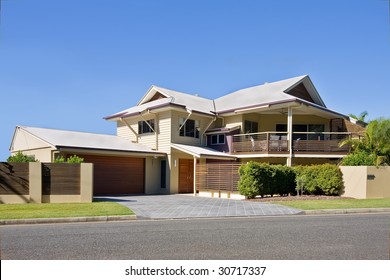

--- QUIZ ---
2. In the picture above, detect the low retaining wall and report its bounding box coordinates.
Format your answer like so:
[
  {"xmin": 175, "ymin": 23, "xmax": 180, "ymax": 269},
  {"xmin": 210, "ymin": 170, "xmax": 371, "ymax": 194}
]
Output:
[
  {"xmin": 0, "ymin": 162, "xmax": 93, "ymax": 204},
  {"xmin": 340, "ymin": 166, "xmax": 390, "ymax": 199}
]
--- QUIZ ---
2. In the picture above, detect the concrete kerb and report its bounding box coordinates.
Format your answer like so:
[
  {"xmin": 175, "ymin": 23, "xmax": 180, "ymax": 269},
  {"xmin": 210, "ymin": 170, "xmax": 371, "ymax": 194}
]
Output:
[
  {"xmin": 1, "ymin": 208, "xmax": 390, "ymax": 225},
  {"xmin": 0, "ymin": 215, "xmax": 137, "ymax": 225},
  {"xmin": 303, "ymin": 208, "xmax": 390, "ymax": 215}
]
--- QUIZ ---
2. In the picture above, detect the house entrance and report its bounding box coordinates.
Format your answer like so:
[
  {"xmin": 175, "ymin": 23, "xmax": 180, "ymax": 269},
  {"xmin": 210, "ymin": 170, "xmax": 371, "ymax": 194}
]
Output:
[{"xmin": 178, "ymin": 159, "xmax": 194, "ymax": 193}]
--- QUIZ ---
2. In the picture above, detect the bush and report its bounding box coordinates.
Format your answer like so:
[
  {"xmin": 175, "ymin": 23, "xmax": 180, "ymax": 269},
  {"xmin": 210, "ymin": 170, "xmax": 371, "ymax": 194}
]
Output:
[
  {"xmin": 340, "ymin": 150, "xmax": 376, "ymax": 166},
  {"xmin": 7, "ymin": 151, "xmax": 38, "ymax": 162},
  {"xmin": 238, "ymin": 162, "xmax": 296, "ymax": 198},
  {"xmin": 238, "ymin": 162, "xmax": 261, "ymax": 199},
  {"xmin": 294, "ymin": 164, "xmax": 343, "ymax": 196},
  {"xmin": 274, "ymin": 165, "xmax": 296, "ymax": 196},
  {"xmin": 54, "ymin": 155, "xmax": 84, "ymax": 163}
]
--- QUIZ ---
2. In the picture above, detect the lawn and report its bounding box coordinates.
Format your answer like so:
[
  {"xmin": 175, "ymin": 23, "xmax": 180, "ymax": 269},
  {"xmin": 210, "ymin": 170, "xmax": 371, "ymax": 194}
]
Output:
[
  {"xmin": 271, "ymin": 198, "xmax": 390, "ymax": 210},
  {"xmin": 0, "ymin": 202, "xmax": 134, "ymax": 220}
]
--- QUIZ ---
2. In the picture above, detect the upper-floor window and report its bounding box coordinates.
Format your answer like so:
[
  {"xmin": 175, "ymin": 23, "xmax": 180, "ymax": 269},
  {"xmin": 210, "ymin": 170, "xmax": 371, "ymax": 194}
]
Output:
[
  {"xmin": 138, "ymin": 119, "xmax": 155, "ymax": 134},
  {"xmin": 211, "ymin": 134, "xmax": 225, "ymax": 145},
  {"xmin": 244, "ymin": 120, "xmax": 258, "ymax": 134},
  {"xmin": 179, "ymin": 118, "xmax": 199, "ymax": 138}
]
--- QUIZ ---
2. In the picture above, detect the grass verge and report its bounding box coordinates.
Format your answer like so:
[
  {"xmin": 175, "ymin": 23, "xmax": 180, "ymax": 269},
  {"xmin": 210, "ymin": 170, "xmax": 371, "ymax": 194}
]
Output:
[
  {"xmin": 0, "ymin": 202, "xmax": 134, "ymax": 220},
  {"xmin": 271, "ymin": 198, "xmax": 390, "ymax": 210}
]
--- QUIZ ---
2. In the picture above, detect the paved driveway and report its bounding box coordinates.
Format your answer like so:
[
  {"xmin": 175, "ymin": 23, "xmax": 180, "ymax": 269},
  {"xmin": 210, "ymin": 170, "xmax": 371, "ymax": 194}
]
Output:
[{"xmin": 96, "ymin": 195, "xmax": 302, "ymax": 219}]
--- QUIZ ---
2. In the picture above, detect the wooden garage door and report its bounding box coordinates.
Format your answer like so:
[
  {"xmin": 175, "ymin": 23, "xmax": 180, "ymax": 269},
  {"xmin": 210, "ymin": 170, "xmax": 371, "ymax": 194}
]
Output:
[{"xmin": 73, "ymin": 155, "xmax": 145, "ymax": 196}]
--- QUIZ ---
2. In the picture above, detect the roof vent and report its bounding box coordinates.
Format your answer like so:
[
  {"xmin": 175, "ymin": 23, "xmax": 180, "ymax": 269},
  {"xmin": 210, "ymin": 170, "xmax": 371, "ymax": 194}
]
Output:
[
  {"xmin": 194, "ymin": 94, "xmax": 199, "ymax": 97},
  {"xmin": 264, "ymin": 82, "xmax": 269, "ymax": 85}
]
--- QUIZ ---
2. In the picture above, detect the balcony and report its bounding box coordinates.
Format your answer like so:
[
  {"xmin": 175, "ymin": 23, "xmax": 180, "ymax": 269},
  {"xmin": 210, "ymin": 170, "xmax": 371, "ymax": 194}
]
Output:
[{"xmin": 232, "ymin": 132, "xmax": 355, "ymax": 155}]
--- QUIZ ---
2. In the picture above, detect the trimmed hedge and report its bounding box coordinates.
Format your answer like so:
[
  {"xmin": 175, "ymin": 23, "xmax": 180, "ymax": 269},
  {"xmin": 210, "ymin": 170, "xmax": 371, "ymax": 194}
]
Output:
[
  {"xmin": 238, "ymin": 162, "xmax": 296, "ymax": 198},
  {"xmin": 294, "ymin": 164, "xmax": 343, "ymax": 196},
  {"xmin": 238, "ymin": 162, "xmax": 343, "ymax": 198}
]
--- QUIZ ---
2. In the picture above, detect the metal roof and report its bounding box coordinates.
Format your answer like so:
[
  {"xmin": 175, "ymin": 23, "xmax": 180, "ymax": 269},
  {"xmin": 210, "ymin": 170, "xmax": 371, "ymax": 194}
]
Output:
[
  {"xmin": 15, "ymin": 126, "xmax": 163, "ymax": 155},
  {"xmin": 171, "ymin": 143, "xmax": 236, "ymax": 159}
]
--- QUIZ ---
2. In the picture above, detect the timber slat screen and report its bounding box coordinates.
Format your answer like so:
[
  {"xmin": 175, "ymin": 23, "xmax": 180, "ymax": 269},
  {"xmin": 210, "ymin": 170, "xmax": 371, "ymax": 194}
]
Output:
[
  {"xmin": 196, "ymin": 163, "xmax": 241, "ymax": 192},
  {"xmin": 42, "ymin": 163, "xmax": 81, "ymax": 195},
  {"xmin": 0, "ymin": 163, "xmax": 29, "ymax": 195}
]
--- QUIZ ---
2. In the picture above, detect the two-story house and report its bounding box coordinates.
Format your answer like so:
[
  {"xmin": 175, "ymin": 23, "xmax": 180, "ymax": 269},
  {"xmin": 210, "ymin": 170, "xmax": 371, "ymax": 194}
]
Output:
[{"xmin": 10, "ymin": 75, "xmax": 365, "ymax": 196}]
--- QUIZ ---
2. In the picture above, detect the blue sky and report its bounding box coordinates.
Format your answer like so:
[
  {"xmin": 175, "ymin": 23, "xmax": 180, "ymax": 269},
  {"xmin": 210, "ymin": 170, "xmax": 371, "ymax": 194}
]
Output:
[{"xmin": 0, "ymin": 0, "xmax": 389, "ymax": 161}]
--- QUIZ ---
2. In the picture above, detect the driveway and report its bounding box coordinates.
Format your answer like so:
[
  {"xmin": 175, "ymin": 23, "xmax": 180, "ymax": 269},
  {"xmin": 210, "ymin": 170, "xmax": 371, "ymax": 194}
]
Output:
[{"xmin": 96, "ymin": 195, "xmax": 302, "ymax": 219}]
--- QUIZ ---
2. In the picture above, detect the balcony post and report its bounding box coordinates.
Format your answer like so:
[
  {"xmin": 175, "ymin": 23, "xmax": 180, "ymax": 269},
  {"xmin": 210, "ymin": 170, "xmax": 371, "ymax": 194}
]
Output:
[{"xmin": 287, "ymin": 106, "xmax": 293, "ymax": 167}]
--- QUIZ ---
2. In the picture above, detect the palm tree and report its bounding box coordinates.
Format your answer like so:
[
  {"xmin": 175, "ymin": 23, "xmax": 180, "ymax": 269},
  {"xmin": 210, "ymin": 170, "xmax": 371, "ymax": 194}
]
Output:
[
  {"xmin": 348, "ymin": 111, "xmax": 368, "ymax": 122},
  {"xmin": 340, "ymin": 117, "xmax": 390, "ymax": 166}
]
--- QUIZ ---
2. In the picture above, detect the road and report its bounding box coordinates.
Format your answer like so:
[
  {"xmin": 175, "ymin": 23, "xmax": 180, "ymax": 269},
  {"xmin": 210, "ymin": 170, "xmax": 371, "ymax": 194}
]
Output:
[{"xmin": 1, "ymin": 213, "xmax": 389, "ymax": 260}]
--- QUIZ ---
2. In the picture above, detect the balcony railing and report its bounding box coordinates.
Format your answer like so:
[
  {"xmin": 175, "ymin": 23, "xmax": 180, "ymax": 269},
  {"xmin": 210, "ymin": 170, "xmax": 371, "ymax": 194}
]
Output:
[{"xmin": 232, "ymin": 132, "xmax": 354, "ymax": 155}]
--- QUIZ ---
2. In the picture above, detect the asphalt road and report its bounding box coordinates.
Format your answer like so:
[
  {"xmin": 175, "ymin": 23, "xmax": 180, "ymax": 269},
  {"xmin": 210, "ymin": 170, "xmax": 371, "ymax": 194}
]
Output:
[{"xmin": 1, "ymin": 213, "xmax": 389, "ymax": 260}]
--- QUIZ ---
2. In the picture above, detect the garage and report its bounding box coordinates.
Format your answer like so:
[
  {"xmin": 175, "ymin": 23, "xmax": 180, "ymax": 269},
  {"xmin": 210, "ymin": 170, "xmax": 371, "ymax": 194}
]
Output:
[{"xmin": 71, "ymin": 154, "xmax": 145, "ymax": 196}]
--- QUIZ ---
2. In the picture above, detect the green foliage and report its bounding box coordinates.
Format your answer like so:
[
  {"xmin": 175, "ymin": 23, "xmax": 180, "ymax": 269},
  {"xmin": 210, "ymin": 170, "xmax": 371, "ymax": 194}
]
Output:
[
  {"xmin": 238, "ymin": 162, "xmax": 261, "ymax": 199},
  {"xmin": 54, "ymin": 155, "xmax": 84, "ymax": 163},
  {"xmin": 7, "ymin": 151, "xmax": 38, "ymax": 163},
  {"xmin": 273, "ymin": 165, "xmax": 296, "ymax": 196},
  {"xmin": 340, "ymin": 150, "xmax": 376, "ymax": 166},
  {"xmin": 238, "ymin": 162, "xmax": 296, "ymax": 198},
  {"xmin": 66, "ymin": 155, "xmax": 84, "ymax": 163},
  {"xmin": 348, "ymin": 111, "xmax": 368, "ymax": 122},
  {"xmin": 294, "ymin": 164, "xmax": 343, "ymax": 196},
  {"xmin": 341, "ymin": 117, "xmax": 390, "ymax": 166}
]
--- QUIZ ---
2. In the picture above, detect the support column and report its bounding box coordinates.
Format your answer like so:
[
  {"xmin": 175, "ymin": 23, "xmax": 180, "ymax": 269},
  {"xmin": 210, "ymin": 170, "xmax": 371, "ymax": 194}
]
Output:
[
  {"xmin": 29, "ymin": 162, "xmax": 42, "ymax": 203},
  {"xmin": 193, "ymin": 156, "xmax": 197, "ymax": 196},
  {"xmin": 287, "ymin": 106, "xmax": 293, "ymax": 167}
]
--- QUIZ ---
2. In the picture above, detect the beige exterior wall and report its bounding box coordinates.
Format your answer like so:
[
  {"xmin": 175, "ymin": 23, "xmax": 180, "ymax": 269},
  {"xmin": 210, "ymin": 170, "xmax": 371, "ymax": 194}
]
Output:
[
  {"xmin": 14, "ymin": 147, "xmax": 55, "ymax": 163},
  {"xmin": 258, "ymin": 114, "xmax": 329, "ymax": 132},
  {"xmin": 117, "ymin": 121, "xmax": 136, "ymax": 142},
  {"xmin": 117, "ymin": 114, "xmax": 157, "ymax": 150},
  {"xmin": 239, "ymin": 157, "xmax": 287, "ymax": 165},
  {"xmin": 11, "ymin": 128, "xmax": 50, "ymax": 152},
  {"xmin": 171, "ymin": 110, "xmax": 214, "ymax": 146},
  {"xmin": 158, "ymin": 111, "xmax": 172, "ymax": 153},
  {"xmin": 340, "ymin": 166, "xmax": 390, "ymax": 199},
  {"xmin": 224, "ymin": 115, "xmax": 243, "ymax": 131},
  {"xmin": 144, "ymin": 157, "xmax": 170, "ymax": 195},
  {"xmin": 292, "ymin": 158, "xmax": 335, "ymax": 166},
  {"xmin": 222, "ymin": 113, "xmax": 330, "ymax": 134}
]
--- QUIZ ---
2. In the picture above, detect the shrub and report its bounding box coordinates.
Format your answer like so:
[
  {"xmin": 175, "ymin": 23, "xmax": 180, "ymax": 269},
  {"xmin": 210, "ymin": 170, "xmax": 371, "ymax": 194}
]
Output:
[
  {"xmin": 274, "ymin": 165, "xmax": 296, "ymax": 196},
  {"xmin": 294, "ymin": 164, "xmax": 343, "ymax": 196},
  {"xmin": 238, "ymin": 162, "xmax": 296, "ymax": 198},
  {"xmin": 238, "ymin": 162, "xmax": 261, "ymax": 199},
  {"xmin": 54, "ymin": 155, "xmax": 84, "ymax": 163},
  {"xmin": 7, "ymin": 151, "xmax": 38, "ymax": 162},
  {"xmin": 340, "ymin": 150, "xmax": 376, "ymax": 166}
]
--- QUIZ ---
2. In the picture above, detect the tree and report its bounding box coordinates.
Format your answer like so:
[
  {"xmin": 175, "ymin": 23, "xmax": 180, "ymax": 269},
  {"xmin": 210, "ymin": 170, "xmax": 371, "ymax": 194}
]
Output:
[
  {"xmin": 340, "ymin": 117, "xmax": 390, "ymax": 166},
  {"xmin": 348, "ymin": 111, "xmax": 368, "ymax": 122}
]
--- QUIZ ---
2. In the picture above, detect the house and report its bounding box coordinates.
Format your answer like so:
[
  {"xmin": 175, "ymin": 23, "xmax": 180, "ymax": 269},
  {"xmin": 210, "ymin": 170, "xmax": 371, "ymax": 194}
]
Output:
[{"xmin": 10, "ymin": 75, "xmax": 365, "ymax": 196}]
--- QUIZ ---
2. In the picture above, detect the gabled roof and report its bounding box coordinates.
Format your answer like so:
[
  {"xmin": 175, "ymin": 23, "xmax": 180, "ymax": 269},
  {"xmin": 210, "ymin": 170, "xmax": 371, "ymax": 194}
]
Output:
[
  {"xmin": 10, "ymin": 126, "xmax": 163, "ymax": 155},
  {"xmin": 214, "ymin": 75, "xmax": 325, "ymax": 114},
  {"xmin": 105, "ymin": 85, "xmax": 215, "ymax": 120},
  {"xmin": 105, "ymin": 75, "xmax": 347, "ymax": 121}
]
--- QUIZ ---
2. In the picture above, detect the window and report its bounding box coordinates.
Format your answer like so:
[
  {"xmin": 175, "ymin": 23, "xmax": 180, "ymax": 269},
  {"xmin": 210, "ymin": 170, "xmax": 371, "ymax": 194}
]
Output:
[
  {"xmin": 211, "ymin": 134, "xmax": 225, "ymax": 145},
  {"xmin": 179, "ymin": 118, "xmax": 200, "ymax": 138},
  {"xmin": 244, "ymin": 120, "xmax": 258, "ymax": 134},
  {"xmin": 276, "ymin": 124, "xmax": 325, "ymax": 140},
  {"xmin": 138, "ymin": 119, "xmax": 155, "ymax": 134}
]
